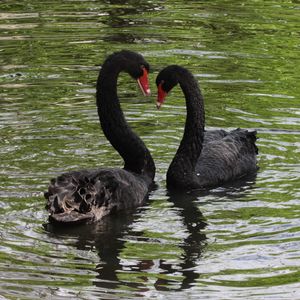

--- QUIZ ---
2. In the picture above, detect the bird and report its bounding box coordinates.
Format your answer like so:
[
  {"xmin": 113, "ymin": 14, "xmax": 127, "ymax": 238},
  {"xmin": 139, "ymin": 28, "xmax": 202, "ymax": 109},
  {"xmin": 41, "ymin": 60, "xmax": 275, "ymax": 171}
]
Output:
[
  {"xmin": 156, "ymin": 65, "xmax": 258, "ymax": 190},
  {"xmin": 45, "ymin": 50, "xmax": 155, "ymax": 224}
]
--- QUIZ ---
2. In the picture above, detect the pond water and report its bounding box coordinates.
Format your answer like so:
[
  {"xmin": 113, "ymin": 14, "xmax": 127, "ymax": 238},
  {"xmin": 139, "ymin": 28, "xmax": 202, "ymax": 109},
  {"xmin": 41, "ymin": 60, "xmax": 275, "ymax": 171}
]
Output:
[{"xmin": 1, "ymin": 0, "xmax": 299, "ymax": 299}]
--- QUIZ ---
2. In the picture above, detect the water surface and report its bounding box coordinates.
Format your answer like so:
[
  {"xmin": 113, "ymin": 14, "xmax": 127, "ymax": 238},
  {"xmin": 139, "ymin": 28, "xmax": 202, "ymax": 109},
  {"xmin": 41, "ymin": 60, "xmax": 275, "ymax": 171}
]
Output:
[{"xmin": 1, "ymin": 0, "xmax": 300, "ymax": 299}]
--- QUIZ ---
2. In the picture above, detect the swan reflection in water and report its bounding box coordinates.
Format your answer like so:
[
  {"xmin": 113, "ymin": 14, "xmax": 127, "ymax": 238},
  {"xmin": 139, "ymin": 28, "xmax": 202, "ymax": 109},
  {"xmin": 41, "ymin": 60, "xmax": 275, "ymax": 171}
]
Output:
[
  {"xmin": 44, "ymin": 174, "xmax": 256, "ymax": 294},
  {"xmin": 44, "ymin": 195, "xmax": 206, "ymax": 293}
]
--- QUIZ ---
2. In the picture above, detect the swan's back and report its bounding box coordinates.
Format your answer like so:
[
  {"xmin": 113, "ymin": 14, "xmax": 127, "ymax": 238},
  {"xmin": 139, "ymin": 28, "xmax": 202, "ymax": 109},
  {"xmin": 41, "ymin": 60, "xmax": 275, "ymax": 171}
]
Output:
[
  {"xmin": 45, "ymin": 169, "xmax": 148, "ymax": 224},
  {"xmin": 203, "ymin": 129, "xmax": 228, "ymax": 143},
  {"xmin": 196, "ymin": 129, "xmax": 258, "ymax": 187}
]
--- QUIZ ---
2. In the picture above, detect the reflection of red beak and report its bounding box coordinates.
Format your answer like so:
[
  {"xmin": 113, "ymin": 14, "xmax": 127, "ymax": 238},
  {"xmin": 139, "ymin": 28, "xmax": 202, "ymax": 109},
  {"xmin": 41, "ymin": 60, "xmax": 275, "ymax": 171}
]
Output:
[
  {"xmin": 156, "ymin": 82, "xmax": 167, "ymax": 109},
  {"xmin": 137, "ymin": 67, "xmax": 151, "ymax": 96}
]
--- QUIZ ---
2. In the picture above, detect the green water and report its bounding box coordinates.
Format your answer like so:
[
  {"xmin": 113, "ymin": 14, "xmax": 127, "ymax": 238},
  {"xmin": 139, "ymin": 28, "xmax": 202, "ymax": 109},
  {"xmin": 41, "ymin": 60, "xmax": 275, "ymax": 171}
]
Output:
[{"xmin": 1, "ymin": 0, "xmax": 299, "ymax": 299}]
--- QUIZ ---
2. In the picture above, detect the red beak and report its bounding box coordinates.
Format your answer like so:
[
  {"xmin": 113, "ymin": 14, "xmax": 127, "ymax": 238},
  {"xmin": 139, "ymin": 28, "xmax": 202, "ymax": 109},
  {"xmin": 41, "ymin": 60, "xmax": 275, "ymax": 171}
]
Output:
[
  {"xmin": 137, "ymin": 67, "xmax": 151, "ymax": 96},
  {"xmin": 156, "ymin": 82, "xmax": 167, "ymax": 109}
]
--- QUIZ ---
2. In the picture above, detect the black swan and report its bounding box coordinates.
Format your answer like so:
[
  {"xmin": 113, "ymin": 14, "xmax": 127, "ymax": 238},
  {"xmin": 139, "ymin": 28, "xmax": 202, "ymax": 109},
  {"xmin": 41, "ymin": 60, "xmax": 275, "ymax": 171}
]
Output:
[
  {"xmin": 156, "ymin": 65, "xmax": 258, "ymax": 190},
  {"xmin": 45, "ymin": 50, "xmax": 155, "ymax": 224}
]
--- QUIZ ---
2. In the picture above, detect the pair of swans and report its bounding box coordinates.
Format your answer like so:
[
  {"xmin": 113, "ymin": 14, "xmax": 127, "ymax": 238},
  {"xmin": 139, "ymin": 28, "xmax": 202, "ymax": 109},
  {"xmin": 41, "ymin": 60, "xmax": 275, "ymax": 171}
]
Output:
[{"xmin": 45, "ymin": 50, "xmax": 258, "ymax": 224}]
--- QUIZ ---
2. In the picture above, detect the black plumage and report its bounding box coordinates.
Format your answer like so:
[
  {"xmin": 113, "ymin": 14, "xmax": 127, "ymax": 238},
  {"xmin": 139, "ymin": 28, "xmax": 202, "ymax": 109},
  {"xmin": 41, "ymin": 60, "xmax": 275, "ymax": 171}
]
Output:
[
  {"xmin": 156, "ymin": 65, "xmax": 258, "ymax": 190},
  {"xmin": 45, "ymin": 51, "xmax": 155, "ymax": 224}
]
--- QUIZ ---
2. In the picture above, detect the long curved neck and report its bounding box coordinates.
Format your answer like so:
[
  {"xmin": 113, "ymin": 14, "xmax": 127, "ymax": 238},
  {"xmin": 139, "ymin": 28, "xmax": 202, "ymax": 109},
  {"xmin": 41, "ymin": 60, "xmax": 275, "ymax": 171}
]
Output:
[
  {"xmin": 167, "ymin": 69, "xmax": 205, "ymax": 187},
  {"xmin": 96, "ymin": 56, "xmax": 155, "ymax": 183}
]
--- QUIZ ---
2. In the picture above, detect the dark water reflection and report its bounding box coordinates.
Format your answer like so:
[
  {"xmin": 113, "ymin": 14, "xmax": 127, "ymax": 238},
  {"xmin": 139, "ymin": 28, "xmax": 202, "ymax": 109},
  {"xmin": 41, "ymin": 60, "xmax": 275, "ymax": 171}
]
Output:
[
  {"xmin": 156, "ymin": 192, "xmax": 207, "ymax": 291},
  {"xmin": 1, "ymin": 0, "xmax": 300, "ymax": 299},
  {"xmin": 102, "ymin": 0, "xmax": 159, "ymax": 44},
  {"xmin": 44, "ymin": 189, "xmax": 208, "ymax": 295},
  {"xmin": 43, "ymin": 176, "xmax": 258, "ymax": 296}
]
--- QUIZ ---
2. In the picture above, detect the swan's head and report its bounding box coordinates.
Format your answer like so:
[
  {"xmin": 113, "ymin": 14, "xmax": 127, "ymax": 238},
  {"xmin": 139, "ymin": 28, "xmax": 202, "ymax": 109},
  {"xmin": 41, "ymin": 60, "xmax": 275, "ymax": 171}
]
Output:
[
  {"xmin": 116, "ymin": 50, "xmax": 151, "ymax": 96},
  {"xmin": 155, "ymin": 65, "xmax": 181, "ymax": 109}
]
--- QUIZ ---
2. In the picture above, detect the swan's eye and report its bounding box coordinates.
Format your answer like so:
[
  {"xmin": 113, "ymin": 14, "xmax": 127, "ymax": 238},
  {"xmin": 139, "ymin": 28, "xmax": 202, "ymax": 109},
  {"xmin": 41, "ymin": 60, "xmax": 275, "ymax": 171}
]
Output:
[
  {"xmin": 158, "ymin": 80, "xmax": 165, "ymax": 90},
  {"xmin": 140, "ymin": 64, "xmax": 150, "ymax": 73},
  {"xmin": 162, "ymin": 80, "xmax": 172, "ymax": 93},
  {"xmin": 140, "ymin": 64, "xmax": 146, "ymax": 71},
  {"xmin": 139, "ymin": 65, "xmax": 146, "ymax": 76}
]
